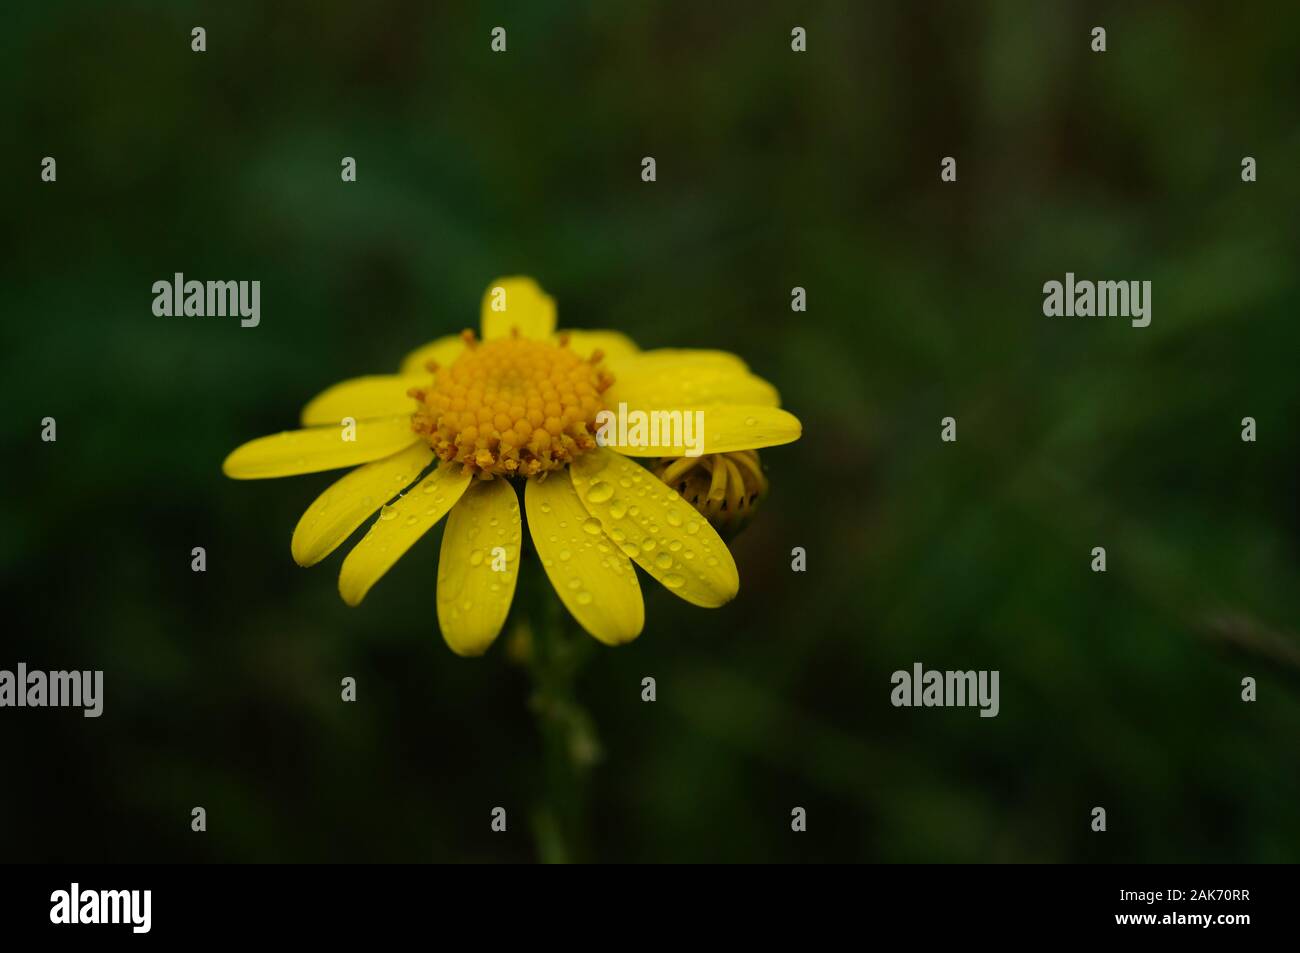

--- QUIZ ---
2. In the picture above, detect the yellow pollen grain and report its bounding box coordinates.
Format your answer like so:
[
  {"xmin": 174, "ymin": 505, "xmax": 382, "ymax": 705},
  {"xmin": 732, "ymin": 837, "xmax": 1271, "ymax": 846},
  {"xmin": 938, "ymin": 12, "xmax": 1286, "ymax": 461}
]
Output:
[{"xmin": 411, "ymin": 330, "xmax": 614, "ymax": 478}]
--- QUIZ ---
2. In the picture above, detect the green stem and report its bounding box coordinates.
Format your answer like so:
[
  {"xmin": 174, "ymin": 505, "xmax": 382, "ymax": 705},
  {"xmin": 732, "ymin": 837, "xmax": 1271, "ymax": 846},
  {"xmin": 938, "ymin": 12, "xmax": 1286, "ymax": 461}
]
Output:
[{"xmin": 523, "ymin": 567, "xmax": 599, "ymax": 863}]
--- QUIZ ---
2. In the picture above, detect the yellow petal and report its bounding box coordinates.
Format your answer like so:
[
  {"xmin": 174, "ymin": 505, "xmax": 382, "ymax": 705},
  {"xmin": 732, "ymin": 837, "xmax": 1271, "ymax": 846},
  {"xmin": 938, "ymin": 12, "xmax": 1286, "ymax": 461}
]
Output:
[
  {"xmin": 608, "ymin": 364, "xmax": 780, "ymax": 408},
  {"xmin": 525, "ymin": 470, "xmax": 644, "ymax": 645},
  {"xmin": 557, "ymin": 329, "xmax": 640, "ymax": 366},
  {"xmin": 337, "ymin": 462, "xmax": 471, "ymax": 606},
  {"xmin": 300, "ymin": 374, "xmax": 426, "ymax": 426},
  {"xmin": 223, "ymin": 416, "xmax": 420, "ymax": 480},
  {"xmin": 436, "ymin": 477, "xmax": 523, "ymax": 656},
  {"xmin": 617, "ymin": 349, "xmax": 749, "ymax": 373},
  {"xmin": 399, "ymin": 334, "xmax": 465, "ymax": 376},
  {"xmin": 597, "ymin": 404, "xmax": 802, "ymax": 457},
  {"xmin": 480, "ymin": 277, "xmax": 556, "ymax": 340},
  {"xmin": 291, "ymin": 443, "xmax": 434, "ymax": 567},
  {"xmin": 571, "ymin": 448, "xmax": 739, "ymax": 608}
]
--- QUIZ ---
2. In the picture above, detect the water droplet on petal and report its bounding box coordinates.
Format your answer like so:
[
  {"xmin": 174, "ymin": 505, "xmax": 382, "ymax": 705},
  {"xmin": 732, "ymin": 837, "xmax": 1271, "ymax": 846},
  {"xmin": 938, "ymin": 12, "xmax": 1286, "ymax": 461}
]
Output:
[
  {"xmin": 663, "ymin": 572, "xmax": 686, "ymax": 589},
  {"xmin": 582, "ymin": 517, "xmax": 603, "ymax": 536},
  {"xmin": 587, "ymin": 480, "xmax": 615, "ymax": 503}
]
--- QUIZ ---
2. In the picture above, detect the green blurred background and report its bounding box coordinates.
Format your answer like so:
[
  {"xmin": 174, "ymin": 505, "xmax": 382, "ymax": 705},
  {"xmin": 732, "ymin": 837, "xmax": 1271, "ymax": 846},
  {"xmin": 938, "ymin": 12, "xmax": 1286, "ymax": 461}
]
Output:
[{"xmin": 3, "ymin": 1, "xmax": 1298, "ymax": 863}]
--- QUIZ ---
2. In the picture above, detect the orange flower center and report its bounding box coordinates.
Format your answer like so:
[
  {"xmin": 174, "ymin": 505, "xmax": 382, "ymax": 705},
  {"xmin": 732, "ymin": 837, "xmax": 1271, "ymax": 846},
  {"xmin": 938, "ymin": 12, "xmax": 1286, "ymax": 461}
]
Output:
[{"xmin": 410, "ymin": 331, "xmax": 614, "ymax": 478}]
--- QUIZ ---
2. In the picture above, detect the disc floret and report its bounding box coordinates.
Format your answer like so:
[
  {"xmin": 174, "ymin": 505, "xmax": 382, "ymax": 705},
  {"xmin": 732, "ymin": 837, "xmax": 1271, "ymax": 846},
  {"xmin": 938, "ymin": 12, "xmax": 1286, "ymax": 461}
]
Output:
[{"xmin": 411, "ymin": 330, "xmax": 614, "ymax": 478}]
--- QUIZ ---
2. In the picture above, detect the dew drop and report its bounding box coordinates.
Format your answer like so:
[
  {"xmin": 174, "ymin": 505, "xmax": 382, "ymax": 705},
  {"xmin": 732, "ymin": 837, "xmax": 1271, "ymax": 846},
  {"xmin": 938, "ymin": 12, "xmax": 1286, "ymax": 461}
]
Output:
[
  {"xmin": 379, "ymin": 505, "xmax": 397, "ymax": 521},
  {"xmin": 469, "ymin": 549, "xmax": 484, "ymax": 567},
  {"xmin": 587, "ymin": 480, "xmax": 615, "ymax": 503},
  {"xmin": 582, "ymin": 517, "xmax": 603, "ymax": 536},
  {"xmin": 663, "ymin": 572, "xmax": 686, "ymax": 589},
  {"xmin": 576, "ymin": 590, "xmax": 593, "ymax": 606},
  {"xmin": 654, "ymin": 552, "xmax": 673, "ymax": 570}
]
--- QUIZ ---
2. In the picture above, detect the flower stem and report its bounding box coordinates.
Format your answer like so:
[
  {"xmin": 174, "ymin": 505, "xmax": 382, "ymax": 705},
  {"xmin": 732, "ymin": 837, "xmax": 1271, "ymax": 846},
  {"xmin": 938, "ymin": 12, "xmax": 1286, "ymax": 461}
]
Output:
[{"xmin": 522, "ymin": 567, "xmax": 600, "ymax": 863}]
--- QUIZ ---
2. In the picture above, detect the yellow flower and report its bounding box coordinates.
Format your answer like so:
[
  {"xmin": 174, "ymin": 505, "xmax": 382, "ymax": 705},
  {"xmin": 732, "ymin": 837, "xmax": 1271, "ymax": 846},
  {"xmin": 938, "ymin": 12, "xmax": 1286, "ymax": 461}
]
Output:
[
  {"xmin": 651, "ymin": 450, "xmax": 769, "ymax": 539},
  {"xmin": 222, "ymin": 277, "xmax": 801, "ymax": 656}
]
